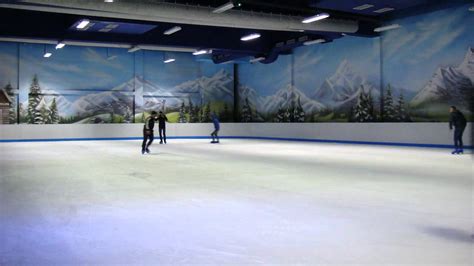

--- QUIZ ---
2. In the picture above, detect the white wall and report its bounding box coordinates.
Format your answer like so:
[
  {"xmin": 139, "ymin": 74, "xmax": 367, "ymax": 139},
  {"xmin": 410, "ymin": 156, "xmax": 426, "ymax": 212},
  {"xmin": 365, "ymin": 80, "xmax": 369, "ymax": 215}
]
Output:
[{"xmin": 0, "ymin": 123, "xmax": 472, "ymax": 147}]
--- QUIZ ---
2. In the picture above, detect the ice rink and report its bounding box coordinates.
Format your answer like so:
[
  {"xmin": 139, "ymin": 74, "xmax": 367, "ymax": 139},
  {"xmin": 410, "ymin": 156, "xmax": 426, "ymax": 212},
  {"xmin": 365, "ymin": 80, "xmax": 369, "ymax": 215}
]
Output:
[{"xmin": 0, "ymin": 139, "xmax": 472, "ymax": 265}]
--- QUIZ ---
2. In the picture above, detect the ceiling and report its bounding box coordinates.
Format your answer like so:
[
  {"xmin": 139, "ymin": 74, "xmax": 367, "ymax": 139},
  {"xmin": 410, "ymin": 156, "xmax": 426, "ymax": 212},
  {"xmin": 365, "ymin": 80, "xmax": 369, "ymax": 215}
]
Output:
[{"xmin": 0, "ymin": 0, "xmax": 470, "ymax": 64}]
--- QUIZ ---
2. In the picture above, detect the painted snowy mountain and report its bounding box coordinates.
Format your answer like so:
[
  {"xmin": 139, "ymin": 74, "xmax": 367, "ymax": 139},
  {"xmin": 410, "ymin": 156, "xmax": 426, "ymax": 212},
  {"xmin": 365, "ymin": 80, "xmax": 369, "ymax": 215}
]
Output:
[
  {"xmin": 312, "ymin": 60, "xmax": 379, "ymax": 110},
  {"xmin": 239, "ymin": 84, "xmax": 325, "ymax": 115},
  {"xmin": 172, "ymin": 69, "xmax": 234, "ymax": 101},
  {"xmin": 411, "ymin": 48, "xmax": 474, "ymax": 107},
  {"xmin": 70, "ymin": 78, "xmax": 137, "ymax": 115},
  {"xmin": 40, "ymin": 90, "xmax": 74, "ymax": 116}
]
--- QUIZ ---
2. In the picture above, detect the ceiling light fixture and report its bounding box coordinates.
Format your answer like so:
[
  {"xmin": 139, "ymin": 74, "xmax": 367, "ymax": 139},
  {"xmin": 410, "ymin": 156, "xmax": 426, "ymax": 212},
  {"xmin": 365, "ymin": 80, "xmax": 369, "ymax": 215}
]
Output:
[
  {"xmin": 55, "ymin": 42, "xmax": 65, "ymax": 49},
  {"xmin": 164, "ymin": 26, "xmax": 182, "ymax": 35},
  {"xmin": 193, "ymin": 49, "xmax": 209, "ymax": 55},
  {"xmin": 303, "ymin": 39, "xmax": 326, "ymax": 46},
  {"xmin": 241, "ymin": 33, "xmax": 261, "ymax": 41},
  {"xmin": 43, "ymin": 52, "xmax": 52, "ymax": 58},
  {"xmin": 302, "ymin": 13, "xmax": 330, "ymax": 24},
  {"xmin": 374, "ymin": 24, "xmax": 401, "ymax": 32},
  {"xmin": 164, "ymin": 58, "xmax": 176, "ymax": 63},
  {"xmin": 373, "ymin": 7, "xmax": 395, "ymax": 13},
  {"xmin": 76, "ymin": 19, "xmax": 90, "ymax": 29},
  {"xmin": 353, "ymin": 4, "xmax": 374, "ymax": 10},
  {"xmin": 249, "ymin": 57, "xmax": 265, "ymax": 63},
  {"xmin": 104, "ymin": 0, "xmax": 114, "ymax": 2},
  {"xmin": 212, "ymin": 1, "xmax": 241, "ymax": 14},
  {"xmin": 128, "ymin": 46, "xmax": 141, "ymax": 53}
]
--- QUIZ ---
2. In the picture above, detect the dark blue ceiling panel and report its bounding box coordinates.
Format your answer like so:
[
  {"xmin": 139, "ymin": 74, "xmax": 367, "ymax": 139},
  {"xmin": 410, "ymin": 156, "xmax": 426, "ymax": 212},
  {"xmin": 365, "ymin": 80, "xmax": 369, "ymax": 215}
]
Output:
[{"xmin": 70, "ymin": 20, "xmax": 157, "ymax": 35}]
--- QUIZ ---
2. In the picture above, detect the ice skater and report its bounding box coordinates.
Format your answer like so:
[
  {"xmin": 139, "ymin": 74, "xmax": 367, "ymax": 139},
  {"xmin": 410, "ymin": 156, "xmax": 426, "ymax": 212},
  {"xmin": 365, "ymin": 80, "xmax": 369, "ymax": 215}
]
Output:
[
  {"xmin": 157, "ymin": 111, "xmax": 168, "ymax": 144},
  {"xmin": 210, "ymin": 112, "xmax": 220, "ymax": 144},
  {"xmin": 449, "ymin": 106, "xmax": 467, "ymax": 154},
  {"xmin": 142, "ymin": 111, "xmax": 159, "ymax": 154}
]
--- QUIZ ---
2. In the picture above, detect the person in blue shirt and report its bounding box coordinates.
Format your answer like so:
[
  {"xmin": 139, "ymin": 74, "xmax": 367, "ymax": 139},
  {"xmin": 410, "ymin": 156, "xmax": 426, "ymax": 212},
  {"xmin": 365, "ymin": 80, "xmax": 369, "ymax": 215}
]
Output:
[{"xmin": 210, "ymin": 113, "xmax": 220, "ymax": 143}]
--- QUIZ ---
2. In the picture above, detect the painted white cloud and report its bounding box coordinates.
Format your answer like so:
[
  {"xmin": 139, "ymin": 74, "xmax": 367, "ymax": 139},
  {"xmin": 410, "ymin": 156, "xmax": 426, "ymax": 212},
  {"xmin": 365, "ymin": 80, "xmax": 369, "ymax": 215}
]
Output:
[
  {"xmin": 0, "ymin": 51, "xmax": 18, "ymax": 87},
  {"xmin": 383, "ymin": 8, "xmax": 468, "ymax": 62}
]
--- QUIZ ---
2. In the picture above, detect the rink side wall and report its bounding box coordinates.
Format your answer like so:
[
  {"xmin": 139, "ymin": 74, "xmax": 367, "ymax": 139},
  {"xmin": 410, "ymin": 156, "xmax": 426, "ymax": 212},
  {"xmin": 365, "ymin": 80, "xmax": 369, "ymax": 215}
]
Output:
[{"xmin": 1, "ymin": 123, "xmax": 472, "ymax": 148}]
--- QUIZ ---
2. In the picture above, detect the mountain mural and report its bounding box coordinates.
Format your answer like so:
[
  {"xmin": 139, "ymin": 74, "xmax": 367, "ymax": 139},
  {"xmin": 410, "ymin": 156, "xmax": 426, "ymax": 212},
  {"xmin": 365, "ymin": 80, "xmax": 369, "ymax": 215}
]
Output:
[
  {"xmin": 411, "ymin": 48, "xmax": 474, "ymax": 112},
  {"xmin": 313, "ymin": 60, "xmax": 379, "ymax": 110}
]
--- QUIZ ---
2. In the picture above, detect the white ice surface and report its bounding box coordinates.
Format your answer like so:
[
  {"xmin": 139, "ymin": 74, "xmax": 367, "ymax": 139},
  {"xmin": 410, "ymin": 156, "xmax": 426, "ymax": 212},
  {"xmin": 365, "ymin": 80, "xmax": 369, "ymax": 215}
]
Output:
[{"xmin": 0, "ymin": 140, "xmax": 473, "ymax": 265}]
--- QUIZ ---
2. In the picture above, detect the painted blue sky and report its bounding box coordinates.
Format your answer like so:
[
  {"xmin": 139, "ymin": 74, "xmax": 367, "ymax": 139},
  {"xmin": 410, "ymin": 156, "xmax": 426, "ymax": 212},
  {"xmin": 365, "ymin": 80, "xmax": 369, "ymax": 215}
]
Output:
[
  {"xmin": 382, "ymin": 5, "xmax": 474, "ymax": 92},
  {"xmin": 238, "ymin": 54, "xmax": 291, "ymax": 96},
  {"xmin": 237, "ymin": 36, "xmax": 380, "ymax": 97},
  {"xmin": 294, "ymin": 36, "xmax": 380, "ymax": 94},
  {"xmin": 18, "ymin": 44, "xmax": 134, "ymax": 102},
  {"xmin": 143, "ymin": 51, "xmax": 232, "ymax": 91},
  {"xmin": 0, "ymin": 42, "xmax": 18, "ymax": 89}
]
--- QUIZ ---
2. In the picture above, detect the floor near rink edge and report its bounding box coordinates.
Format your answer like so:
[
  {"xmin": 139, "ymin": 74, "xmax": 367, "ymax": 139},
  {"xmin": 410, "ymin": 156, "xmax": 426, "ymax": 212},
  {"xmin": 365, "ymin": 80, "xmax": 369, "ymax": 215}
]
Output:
[{"xmin": 0, "ymin": 139, "xmax": 473, "ymax": 265}]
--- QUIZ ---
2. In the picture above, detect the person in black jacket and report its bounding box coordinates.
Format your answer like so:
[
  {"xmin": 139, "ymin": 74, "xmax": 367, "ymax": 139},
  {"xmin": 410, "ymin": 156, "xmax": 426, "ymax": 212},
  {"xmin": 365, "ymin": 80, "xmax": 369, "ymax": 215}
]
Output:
[
  {"xmin": 142, "ymin": 111, "xmax": 158, "ymax": 154},
  {"xmin": 157, "ymin": 111, "xmax": 168, "ymax": 144},
  {"xmin": 449, "ymin": 106, "xmax": 467, "ymax": 154}
]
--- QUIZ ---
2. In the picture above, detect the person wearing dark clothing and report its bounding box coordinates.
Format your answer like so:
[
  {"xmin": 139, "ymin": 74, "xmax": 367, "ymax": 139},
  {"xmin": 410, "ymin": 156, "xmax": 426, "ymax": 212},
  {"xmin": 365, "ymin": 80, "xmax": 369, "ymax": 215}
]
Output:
[
  {"xmin": 210, "ymin": 113, "xmax": 220, "ymax": 143},
  {"xmin": 157, "ymin": 111, "xmax": 168, "ymax": 144},
  {"xmin": 142, "ymin": 111, "xmax": 158, "ymax": 154},
  {"xmin": 449, "ymin": 106, "xmax": 467, "ymax": 154}
]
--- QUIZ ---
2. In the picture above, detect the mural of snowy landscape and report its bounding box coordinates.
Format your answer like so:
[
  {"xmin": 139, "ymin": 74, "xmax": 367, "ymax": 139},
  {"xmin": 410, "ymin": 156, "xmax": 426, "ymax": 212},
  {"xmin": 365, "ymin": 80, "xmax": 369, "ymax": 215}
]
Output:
[
  {"xmin": 382, "ymin": 5, "xmax": 474, "ymax": 122},
  {"xmin": 237, "ymin": 5, "xmax": 473, "ymax": 122},
  {"xmin": 0, "ymin": 44, "xmax": 234, "ymax": 124},
  {"xmin": 238, "ymin": 37, "xmax": 382, "ymax": 122},
  {"xmin": 0, "ymin": 5, "xmax": 471, "ymax": 124}
]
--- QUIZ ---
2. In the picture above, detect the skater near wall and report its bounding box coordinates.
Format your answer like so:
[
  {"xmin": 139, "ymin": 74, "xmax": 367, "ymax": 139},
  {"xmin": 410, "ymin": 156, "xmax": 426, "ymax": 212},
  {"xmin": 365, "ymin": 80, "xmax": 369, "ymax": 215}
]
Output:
[
  {"xmin": 449, "ymin": 106, "xmax": 467, "ymax": 154},
  {"xmin": 211, "ymin": 112, "xmax": 220, "ymax": 144},
  {"xmin": 142, "ymin": 111, "xmax": 159, "ymax": 154},
  {"xmin": 157, "ymin": 111, "xmax": 168, "ymax": 144}
]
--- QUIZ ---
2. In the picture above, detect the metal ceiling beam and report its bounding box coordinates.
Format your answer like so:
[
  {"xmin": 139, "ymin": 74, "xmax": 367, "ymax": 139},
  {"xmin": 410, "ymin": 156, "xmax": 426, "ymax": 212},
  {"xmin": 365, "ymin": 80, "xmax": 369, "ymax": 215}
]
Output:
[{"xmin": 0, "ymin": 0, "xmax": 359, "ymax": 33}]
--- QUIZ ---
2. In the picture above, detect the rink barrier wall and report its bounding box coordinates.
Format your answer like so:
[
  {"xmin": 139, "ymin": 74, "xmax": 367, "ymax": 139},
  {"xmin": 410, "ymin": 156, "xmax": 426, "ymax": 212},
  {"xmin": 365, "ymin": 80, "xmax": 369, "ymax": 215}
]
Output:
[
  {"xmin": 0, "ymin": 123, "xmax": 472, "ymax": 149},
  {"xmin": 0, "ymin": 136, "xmax": 473, "ymax": 149}
]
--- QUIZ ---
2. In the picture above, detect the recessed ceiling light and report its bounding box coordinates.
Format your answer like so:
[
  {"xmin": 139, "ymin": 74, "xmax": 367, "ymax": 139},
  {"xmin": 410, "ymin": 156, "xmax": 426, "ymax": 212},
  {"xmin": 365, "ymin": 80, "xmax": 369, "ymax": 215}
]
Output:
[
  {"xmin": 164, "ymin": 58, "xmax": 175, "ymax": 63},
  {"xmin": 104, "ymin": 0, "xmax": 114, "ymax": 2},
  {"xmin": 164, "ymin": 26, "xmax": 182, "ymax": 35},
  {"xmin": 43, "ymin": 52, "xmax": 52, "ymax": 58},
  {"xmin": 353, "ymin": 4, "xmax": 374, "ymax": 10},
  {"xmin": 241, "ymin": 33, "xmax": 261, "ymax": 41},
  {"xmin": 302, "ymin": 13, "xmax": 330, "ymax": 24},
  {"xmin": 212, "ymin": 1, "xmax": 240, "ymax": 14},
  {"xmin": 193, "ymin": 50, "xmax": 209, "ymax": 55},
  {"xmin": 374, "ymin": 24, "xmax": 401, "ymax": 32},
  {"xmin": 55, "ymin": 42, "xmax": 65, "ymax": 49},
  {"xmin": 128, "ymin": 46, "xmax": 141, "ymax": 53},
  {"xmin": 76, "ymin": 19, "xmax": 90, "ymax": 29},
  {"xmin": 250, "ymin": 57, "xmax": 265, "ymax": 63},
  {"xmin": 303, "ymin": 39, "xmax": 326, "ymax": 46},
  {"xmin": 373, "ymin": 7, "xmax": 395, "ymax": 13}
]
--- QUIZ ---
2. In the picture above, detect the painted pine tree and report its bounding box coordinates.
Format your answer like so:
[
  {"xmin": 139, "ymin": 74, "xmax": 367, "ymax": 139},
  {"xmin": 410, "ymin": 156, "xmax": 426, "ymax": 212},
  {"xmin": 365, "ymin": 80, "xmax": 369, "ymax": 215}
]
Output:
[
  {"xmin": 294, "ymin": 97, "xmax": 305, "ymax": 122},
  {"xmin": 49, "ymin": 97, "xmax": 59, "ymax": 124},
  {"xmin": 4, "ymin": 83, "xmax": 16, "ymax": 124},
  {"xmin": 396, "ymin": 93, "xmax": 410, "ymax": 122},
  {"xmin": 382, "ymin": 84, "xmax": 396, "ymax": 122},
  {"xmin": 178, "ymin": 102, "xmax": 187, "ymax": 123},
  {"xmin": 39, "ymin": 100, "xmax": 50, "ymax": 124},
  {"xmin": 241, "ymin": 97, "xmax": 253, "ymax": 122},
  {"xmin": 123, "ymin": 106, "xmax": 132, "ymax": 123},
  {"xmin": 28, "ymin": 75, "xmax": 44, "ymax": 124},
  {"xmin": 284, "ymin": 105, "xmax": 291, "ymax": 122},
  {"xmin": 275, "ymin": 106, "xmax": 285, "ymax": 122},
  {"xmin": 203, "ymin": 102, "xmax": 211, "ymax": 122},
  {"xmin": 222, "ymin": 103, "xmax": 230, "ymax": 122},
  {"xmin": 352, "ymin": 90, "xmax": 375, "ymax": 122}
]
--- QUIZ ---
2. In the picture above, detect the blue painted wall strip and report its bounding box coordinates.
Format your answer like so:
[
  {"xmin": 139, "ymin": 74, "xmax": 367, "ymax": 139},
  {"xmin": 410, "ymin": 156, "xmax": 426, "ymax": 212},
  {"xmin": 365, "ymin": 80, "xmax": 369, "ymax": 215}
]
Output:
[{"xmin": 0, "ymin": 136, "xmax": 472, "ymax": 149}]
